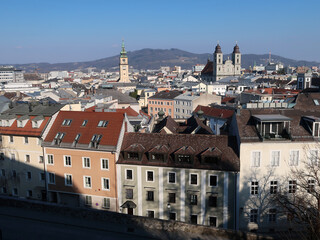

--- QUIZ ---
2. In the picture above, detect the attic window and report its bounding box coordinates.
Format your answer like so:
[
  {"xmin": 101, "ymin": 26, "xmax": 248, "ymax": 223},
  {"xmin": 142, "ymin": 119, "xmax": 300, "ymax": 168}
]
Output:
[
  {"xmin": 74, "ymin": 134, "xmax": 81, "ymax": 143},
  {"xmin": 314, "ymin": 100, "xmax": 320, "ymax": 106},
  {"xmin": 90, "ymin": 134, "xmax": 102, "ymax": 148},
  {"xmin": 62, "ymin": 119, "xmax": 72, "ymax": 126},
  {"xmin": 98, "ymin": 120, "xmax": 108, "ymax": 127},
  {"xmin": 17, "ymin": 120, "xmax": 23, "ymax": 128},
  {"xmin": 127, "ymin": 152, "xmax": 139, "ymax": 160},
  {"xmin": 82, "ymin": 120, "xmax": 88, "ymax": 126},
  {"xmin": 177, "ymin": 154, "xmax": 192, "ymax": 163},
  {"xmin": 54, "ymin": 132, "xmax": 65, "ymax": 144},
  {"xmin": 151, "ymin": 153, "xmax": 165, "ymax": 162},
  {"xmin": 204, "ymin": 156, "xmax": 220, "ymax": 164}
]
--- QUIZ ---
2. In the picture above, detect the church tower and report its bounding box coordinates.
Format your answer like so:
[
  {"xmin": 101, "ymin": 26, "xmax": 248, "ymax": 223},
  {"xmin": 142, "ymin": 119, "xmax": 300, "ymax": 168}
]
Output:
[
  {"xmin": 232, "ymin": 43, "xmax": 241, "ymax": 76},
  {"xmin": 213, "ymin": 43, "xmax": 223, "ymax": 81},
  {"xmin": 119, "ymin": 40, "xmax": 130, "ymax": 83}
]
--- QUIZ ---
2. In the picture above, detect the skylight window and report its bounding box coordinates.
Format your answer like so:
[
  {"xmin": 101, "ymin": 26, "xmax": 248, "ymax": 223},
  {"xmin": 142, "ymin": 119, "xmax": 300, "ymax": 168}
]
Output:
[
  {"xmin": 62, "ymin": 119, "xmax": 72, "ymax": 126},
  {"xmin": 74, "ymin": 134, "xmax": 81, "ymax": 143},
  {"xmin": 90, "ymin": 134, "xmax": 102, "ymax": 148},
  {"xmin": 53, "ymin": 132, "xmax": 65, "ymax": 145},
  {"xmin": 97, "ymin": 120, "xmax": 108, "ymax": 127},
  {"xmin": 314, "ymin": 100, "xmax": 319, "ymax": 106},
  {"xmin": 82, "ymin": 120, "xmax": 88, "ymax": 126}
]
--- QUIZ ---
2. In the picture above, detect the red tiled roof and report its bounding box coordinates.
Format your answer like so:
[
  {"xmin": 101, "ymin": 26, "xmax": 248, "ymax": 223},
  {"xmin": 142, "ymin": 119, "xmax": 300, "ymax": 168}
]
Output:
[
  {"xmin": 221, "ymin": 97, "xmax": 235, "ymax": 104},
  {"xmin": 194, "ymin": 105, "xmax": 234, "ymax": 119},
  {"xmin": 116, "ymin": 107, "xmax": 139, "ymax": 117},
  {"xmin": 0, "ymin": 116, "xmax": 50, "ymax": 137},
  {"xmin": 44, "ymin": 111, "xmax": 124, "ymax": 147},
  {"xmin": 201, "ymin": 61, "xmax": 213, "ymax": 75}
]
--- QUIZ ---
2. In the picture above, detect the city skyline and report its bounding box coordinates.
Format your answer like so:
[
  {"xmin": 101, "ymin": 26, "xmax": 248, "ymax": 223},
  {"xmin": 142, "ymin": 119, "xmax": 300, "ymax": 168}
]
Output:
[{"xmin": 1, "ymin": 0, "xmax": 320, "ymax": 64}]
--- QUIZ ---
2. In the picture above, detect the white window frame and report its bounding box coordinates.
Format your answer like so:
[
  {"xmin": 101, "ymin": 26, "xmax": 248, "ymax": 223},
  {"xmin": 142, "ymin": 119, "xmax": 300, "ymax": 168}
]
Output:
[
  {"xmin": 146, "ymin": 170, "xmax": 154, "ymax": 182},
  {"xmin": 65, "ymin": 174, "xmax": 73, "ymax": 186},
  {"xmin": 102, "ymin": 197, "xmax": 110, "ymax": 209},
  {"xmin": 189, "ymin": 173, "xmax": 199, "ymax": 186},
  {"xmin": 309, "ymin": 149, "xmax": 318, "ymax": 165},
  {"xmin": 289, "ymin": 150, "xmax": 299, "ymax": 166},
  {"xmin": 64, "ymin": 155, "xmax": 72, "ymax": 167},
  {"xmin": 125, "ymin": 169, "xmax": 133, "ymax": 180},
  {"xmin": 270, "ymin": 150, "xmax": 280, "ymax": 167},
  {"xmin": 84, "ymin": 195, "xmax": 92, "ymax": 206},
  {"xmin": 47, "ymin": 154, "xmax": 54, "ymax": 165},
  {"xmin": 101, "ymin": 177, "xmax": 110, "ymax": 191},
  {"xmin": 84, "ymin": 176, "xmax": 92, "ymax": 188},
  {"xmin": 101, "ymin": 158, "xmax": 109, "ymax": 170},
  {"xmin": 251, "ymin": 151, "xmax": 261, "ymax": 167},
  {"xmin": 82, "ymin": 157, "xmax": 91, "ymax": 169},
  {"xmin": 25, "ymin": 154, "xmax": 30, "ymax": 163},
  {"xmin": 250, "ymin": 181, "xmax": 259, "ymax": 195},
  {"xmin": 168, "ymin": 172, "xmax": 176, "ymax": 184},
  {"xmin": 209, "ymin": 174, "xmax": 218, "ymax": 187}
]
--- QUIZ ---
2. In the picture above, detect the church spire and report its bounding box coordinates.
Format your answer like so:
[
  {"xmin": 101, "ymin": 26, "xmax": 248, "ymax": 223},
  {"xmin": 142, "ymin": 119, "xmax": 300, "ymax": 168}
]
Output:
[{"xmin": 120, "ymin": 40, "xmax": 127, "ymax": 58}]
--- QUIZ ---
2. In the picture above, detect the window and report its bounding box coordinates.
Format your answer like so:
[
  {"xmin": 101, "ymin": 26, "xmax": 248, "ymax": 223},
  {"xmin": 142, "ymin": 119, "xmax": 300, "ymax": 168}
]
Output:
[
  {"xmin": 126, "ymin": 189, "xmax": 133, "ymax": 199},
  {"xmin": 102, "ymin": 178, "xmax": 110, "ymax": 190},
  {"xmin": 24, "ymin": 137, "xmax": 28, "ymax": 144},
  {"xmin": 251, "ymin": 151, "xmax": 260, "ymax": 167},
  {"xmin": 168, "ymin": 172, "xmax": 176, "ymax": 184},
  {"xmin": 289, "ymin": 180, "xmax": 297, "ymax": 193},
  {"xmin": 146, "ymin": 171, "xmax": 154, "ymax": 182},
  {"xmin": 64, "ymin": 156, "xmax": 71, "ymax": 166},
  {"xmin": 83, "ymin": 157, "xmax": 90, "ymax": 168},
  {"xmin": 12, "ymin": 188, "xmax": 18, "ymax": 196},
  {"xmin": 74, "ymin": 134, "xmax": 81, "ymax": 143},
  {"xmin": 65, "ymin": 174, "xmax": 72, "ymax": 186},
  {"xmin": 250, "ymin": 209, "xmax": 258, "ymax": 223},
  {"xmin": 169, "ymin": 212, "xmax": 176, "ymax": 220},
  {"xmin": 289, "ymin": 150, "xmax": 299, "ymax": 166},
  {"xmin": 191, "ymin": 215, "xmax": 198, "ymax": 224},
  {"xmin": 39, "ymin": 156, "xmax": 44, "ymax": 163},
  {"xmin": 25, "ymin": 155, "xmax": 30, "ymax": 163},
  {"xmin": 309, "ymin": 150, "xmax": 318, "ymax": 165},
  {"xmin": 11, "ymin": 153, "xmax": 15, "ymax": 161},
  {"xmin": 268, "ymin": 209, "xmax": 277, "ymax": 222},
  {"xmin": 251, "ymin": 181, "xmax": 259, "ymax": 195},
  {"xmin": 126, "ymin": 169, "xmax": 133, "ymax": 180},
  {"xmin": 308, "ymin": 179, "xmax": 315, "ymax": 193},
  {"xmin": 271, "ymin": 151, "xmax": 280, "ymax": 166},
  {"xmin": 270, "ymin": 181, "xmax": 278, "ymax": 194},
  {"xmin": 54, "ymin": 132, "xmax": 65, "ymax": 144},
  {"xmin": 26, "ymin": 171, "xmax": 32, "ymax": 180},
  {"xmin": 177, "ymin": 154, "xmax": 191, "ymax": 163},
  {"xmin": 47, "ymin": 155, "xmax": 54, "ymax": 165},
  {"xmin": 190, "ymin": 194, "xmax": 197, "ymax": 205},
  {"xmin": 209, "ymin": 217, "xmax": 217, "ymax": 227},
  {"xmin": 81, "ymin": 120, "xmax": 88, "ymax": 126},
  {"xmin": 85, "ymin": 196, "xmax": 92, "ymax": 206},
  {"xmin": 0, "ymin": 153, "xmax": 4, "ymax": 160},
  {"xmin": 190, "ymin": 174, "xmax": 198, "ymax": 185},
  {"xmin": 209, "ymin": 196, "xmax": 217, "ymax": 207},
  {"xmin": 12, "ymin": 170, "xmax": 17, "ymax": 178},
  {"xmin": 84, "ymin": 176, "xmax": 91, "ymax": 188},
  {"xmin": 27, "ymin": 190, "xmax": 32, "ymax": 198},
  {"xmin": 40, "ymin": 173, "xmax": 45, "ymax": 181},
  {"xmin": 62, "ymin": 119, "xmax": 72, "ymax": 126},
  {"xmin": 48, "ymin": 173, "xmax": 55, "ymax": 184},
  {"xmin": 147, "ymin": 210, "xmax": 155, "ymax": 218},
  {"xmin": 101, "ymin": 159, "xmax": 109, "ymax": 170},
  {"xmin": 151, "ymin": 153, "xmax": 164, "ymax": 161},
  {"xmin": 147, "ymin": 191, "xmax": 154, "ymax": 201},
  {"xmin": 209, "ymin": 175, "xmax": 218, "ymax": 187},
  {"xmin": 102, "ymin": 198, "xmax": 110, "ymax": 209},
  {"xmin": 128, "ymin": 152, "xmax": 139, "ymax": 160},
  {"xmin": 97, "ymin": 120, "xmax": 108, "ymax": 127},
  {"xmin": 9, "ymin": 136, "xmax": 13, "ymax": 143},
  {"xmin": 0, "ymin": 169, "xmax": 5, "ymax": 177},
  {"xmin": 2, "ymin": 187, "xmax": 7, "ymax": 194},
  {"xmin": 168, "ymin": 193, "xmax": 176, "ymax": 203}
]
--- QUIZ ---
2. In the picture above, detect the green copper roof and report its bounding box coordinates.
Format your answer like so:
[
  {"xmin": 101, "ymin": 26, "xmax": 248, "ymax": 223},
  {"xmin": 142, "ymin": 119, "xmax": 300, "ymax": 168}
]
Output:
[{"xmin": 120, "ymin": 40, "xmax": 127, "ymax": 58}]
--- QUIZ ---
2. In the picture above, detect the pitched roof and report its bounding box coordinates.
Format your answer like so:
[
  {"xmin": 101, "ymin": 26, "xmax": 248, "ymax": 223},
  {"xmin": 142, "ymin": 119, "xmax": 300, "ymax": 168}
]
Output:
[
  {"xmin": 148, "ymin": 90, "xmax": 181, "ymax": 100},
  {"xmin": 152, "ymin": 116, "xmax": 179, "ymax": 133},
  {"xmin": 118, "ymin": 133, "xmax": 239, "ymax": 171},
  {"xmin": 201, "ymin": 61, "xmax": 213, "ymax": 75},
  {"xmin": 0, "ymin": 115, "xmax": 50, "ymax": 137},
  {"xmin": 43, "ymin": 111, "xmax": 124, "ymax": 150},
  {"xmin": 194, "ymin": 105, "xmax": 234, "ymax": 120}
]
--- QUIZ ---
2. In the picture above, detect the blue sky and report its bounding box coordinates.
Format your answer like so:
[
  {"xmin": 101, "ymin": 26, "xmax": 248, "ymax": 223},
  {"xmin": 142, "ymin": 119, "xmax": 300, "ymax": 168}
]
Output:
[{"xmin": 1, "ymin": 0, "xmax": 320, "ymax": 64}]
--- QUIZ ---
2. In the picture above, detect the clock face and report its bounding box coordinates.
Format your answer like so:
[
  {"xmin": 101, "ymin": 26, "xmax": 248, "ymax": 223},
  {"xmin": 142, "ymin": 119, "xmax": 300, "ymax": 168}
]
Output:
[{"xmin": 122, "ymin": 59, "xmax": 126, "ymax": 63}]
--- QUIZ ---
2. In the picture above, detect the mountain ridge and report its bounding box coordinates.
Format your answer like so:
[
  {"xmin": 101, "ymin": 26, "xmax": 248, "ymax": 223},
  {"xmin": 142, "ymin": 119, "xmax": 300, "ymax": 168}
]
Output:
[{"xmin": 2, "ymin": 48, "xmax": 320, "ymax": 72}]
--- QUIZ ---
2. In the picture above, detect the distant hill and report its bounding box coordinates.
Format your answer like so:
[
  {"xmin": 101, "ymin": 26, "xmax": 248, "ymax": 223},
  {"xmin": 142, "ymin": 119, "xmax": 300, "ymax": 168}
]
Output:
[{"xmin": 4, "ymin": 48, "xmax": 320, "ymax": 72}]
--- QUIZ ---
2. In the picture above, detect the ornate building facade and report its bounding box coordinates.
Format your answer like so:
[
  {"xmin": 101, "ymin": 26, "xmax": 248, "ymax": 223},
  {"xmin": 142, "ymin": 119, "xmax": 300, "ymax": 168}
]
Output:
[{"xmin": 118, "ymin": 41, "xmax": 130, "ymax": 83}]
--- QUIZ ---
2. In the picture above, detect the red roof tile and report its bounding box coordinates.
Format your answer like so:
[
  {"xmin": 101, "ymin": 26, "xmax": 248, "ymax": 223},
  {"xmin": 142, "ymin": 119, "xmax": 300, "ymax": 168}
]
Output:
[
  {"xmin": 44, "ymin": 111, "xmax": 124, "ymax": 147},
  {"xmin": 194, "ymin": 105, "xmax": 234, "ymax": 119},
  {"xmin": 116, "ymin": 107, "xmax": 139, "ymax": 117}
]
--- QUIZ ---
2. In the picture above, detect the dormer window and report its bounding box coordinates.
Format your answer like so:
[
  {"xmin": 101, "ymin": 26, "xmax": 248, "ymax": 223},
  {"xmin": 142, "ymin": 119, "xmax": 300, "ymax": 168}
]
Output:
[
  {"xmin": 302, "ymin": 116, "xmax": 320, "ymax": 137},
  {"xmin": 127, "ymin": 152, "xmax": 139, "ymax": 160},
  {"xmin": 62, "ymin": 119, "xmax": 72, "ymax": 126},
  {"xmin": 175, "ymin": 146, "xmax": 195, "ymax": 163},
  {"xmin": 82, "ymin": 120, "xmax": 88, "ymax": 126},
  {"xmin": 18, "ymin": 121, "xmax": 23, "ymax": 128},
  {"xmin": 74, "ymin": 134, "xmax": 81, "ymax": 144},
  {"xmin": 151, "ymin": 153, "xmax": 165, "ymax": 162},
  {"xmin": 54, "ymin": 132, "xmax": 65, "ymax": 145},
  {"xmin": 177, "ymin": 154, "xmax": 192, "ymax": 163},
  {"xmin": 97, "ymin": 120, "xmax": 108, "ymax": 127},
  {"xmin": 90, "ymin": 134, "xmax": 102, "ymax": 148}
]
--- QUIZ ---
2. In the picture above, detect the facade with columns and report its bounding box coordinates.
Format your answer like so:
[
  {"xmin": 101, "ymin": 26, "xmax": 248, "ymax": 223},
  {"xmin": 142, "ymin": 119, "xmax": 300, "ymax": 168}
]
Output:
[
  {"xmin": 118, "ymin": 41, "xmax": 130, "ymax": 83},
  {"xmin": 213, "ymin": 43, "xmax": 241, "ymax": 81}
]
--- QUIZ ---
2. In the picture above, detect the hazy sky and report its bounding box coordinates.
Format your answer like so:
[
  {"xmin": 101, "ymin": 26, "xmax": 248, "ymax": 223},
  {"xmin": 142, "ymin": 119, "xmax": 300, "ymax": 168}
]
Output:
[{"xmin": 1, "ymin": 0, "xmax": 320, "ymax": 64}]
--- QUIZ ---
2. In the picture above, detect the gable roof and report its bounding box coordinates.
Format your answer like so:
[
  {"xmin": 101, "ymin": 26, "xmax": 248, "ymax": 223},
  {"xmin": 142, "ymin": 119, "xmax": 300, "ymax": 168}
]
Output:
[
  {"xmin": 194, "ymin": 105, "xmax": 235, "ymax": 120},
  {"xmin": 43, "ymin": 111, "xmax": 125, "ymax": 150}
]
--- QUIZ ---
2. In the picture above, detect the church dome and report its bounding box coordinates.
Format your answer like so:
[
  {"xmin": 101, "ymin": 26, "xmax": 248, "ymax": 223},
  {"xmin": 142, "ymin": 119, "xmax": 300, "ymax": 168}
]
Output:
[
  {"xmin": 233, "ymin": 44, "xmax": 240, "ymax": 53},
  {"xmin": 214, "ymin": 44, "xmax": 222, "ymax": 54}
]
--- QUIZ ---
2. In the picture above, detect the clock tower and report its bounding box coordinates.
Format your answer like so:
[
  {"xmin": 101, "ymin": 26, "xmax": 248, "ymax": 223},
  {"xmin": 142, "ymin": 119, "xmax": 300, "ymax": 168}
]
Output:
[{"xmin": 119, "ymin": 40, "xmax": 130, "ymax": 83}]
